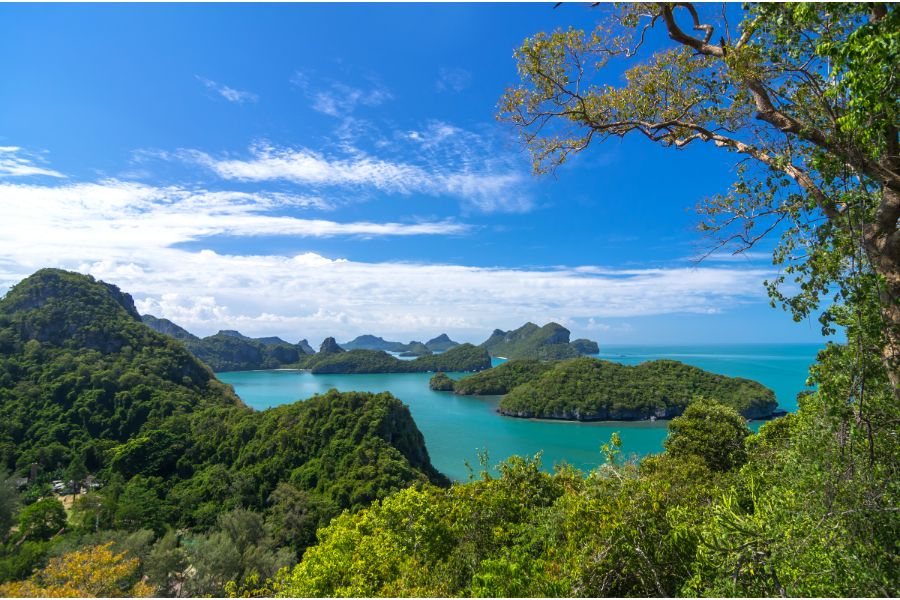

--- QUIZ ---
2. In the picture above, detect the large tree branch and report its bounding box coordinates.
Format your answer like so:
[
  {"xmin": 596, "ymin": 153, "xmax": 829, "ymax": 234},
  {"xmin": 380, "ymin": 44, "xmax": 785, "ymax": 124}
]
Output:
[
  {"xmin": 656, "ymin": 2, "xmax": 900, "ymax": 195},
  {"xmin": 582, "ymin": 115, "xmax": 839, "ymax": 219}
]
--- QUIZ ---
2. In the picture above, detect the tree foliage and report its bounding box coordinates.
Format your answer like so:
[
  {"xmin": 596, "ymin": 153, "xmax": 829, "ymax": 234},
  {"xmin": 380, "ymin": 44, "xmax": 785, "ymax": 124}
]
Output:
[
  {"xmin": 0, "ymin": 542, "xmax": 152, "ymax": 597},
  {"xmin": 499, "ymin": 2, "xmax": 900, "ymax": 392}
]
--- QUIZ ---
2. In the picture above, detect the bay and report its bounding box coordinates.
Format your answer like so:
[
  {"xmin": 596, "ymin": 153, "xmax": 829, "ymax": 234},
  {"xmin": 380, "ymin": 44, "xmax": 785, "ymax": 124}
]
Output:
[{"xmin": 218, "ymin": 343, "xmax": 822, "ymax": 481}]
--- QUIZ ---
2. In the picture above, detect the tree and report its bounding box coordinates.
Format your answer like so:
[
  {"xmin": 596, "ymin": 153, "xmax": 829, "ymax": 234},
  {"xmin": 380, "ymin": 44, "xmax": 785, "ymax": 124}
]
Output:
[
  {"xmin": 0, "ymin": 470, "xmax": 18, "ymax": 541},
  {"xmin": 113, "ymin": 478, "xmax": 164, "ymax": 534},
  {"xmin": 65, "ymin": 453, "xmax": 88, "ymax": 495},
  {"xmin": 499, "ymin": 3, "xmax": 900, "ymax": 392},
  {"xmin": 17, "ymin": 497, "xmax": 66, "ymax": 542},
  {"xmin": 664, "ymin": 398, "xmax": 750, "ymax": 471},
  {"xmin": 0, "ymin": 542, "xmax": 152, "ymax": 597},
  {"xmin": 144, "ymin": 530, "xmax": 187, "ymax": 597}
]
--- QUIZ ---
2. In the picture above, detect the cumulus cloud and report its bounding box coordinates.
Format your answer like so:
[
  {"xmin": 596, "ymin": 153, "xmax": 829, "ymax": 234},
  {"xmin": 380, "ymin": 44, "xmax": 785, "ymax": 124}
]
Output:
[
  {"xmin": 95, "ymin": 253, "xmax": 770, "ymax": 342},
  {"xmin": 197, "ymin": 76, "xmax": 258, "ymax": 104},
  {"xmin": 0, "ymin": 146, "xmax": 65, "ymax": 178}
]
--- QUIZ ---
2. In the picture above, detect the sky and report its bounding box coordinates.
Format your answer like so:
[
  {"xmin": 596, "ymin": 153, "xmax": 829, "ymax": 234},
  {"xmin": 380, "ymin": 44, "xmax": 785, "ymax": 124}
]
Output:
[{"xmin": 0, "ymin": 3, "xmax": 830, "ymax": 346}]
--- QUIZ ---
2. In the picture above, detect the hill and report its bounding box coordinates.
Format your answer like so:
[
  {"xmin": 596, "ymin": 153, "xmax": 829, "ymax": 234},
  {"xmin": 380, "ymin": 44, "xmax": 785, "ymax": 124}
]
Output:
[
  {"xmin": 0, "ymin": 269, "xmax": 239, "ymax": 473},
  {"xmin": 142, "ymin": 316, "xmax": 314, "ymax": 371},
  {"xmin": 0, "ymin": 268, "xmax": 448, "ymax": 541},
  {"xmin": 479, "ymin": 322, "xmax": 598, "ymax": 360},
  {"xmin": 449, "ymin": 359, "xmax": 554, "ymax": 395},
  {"xmin": 425, "ymin": 334, "xmax": 460, "ymax": 351},
  {"xmin": 486, "ymin": 357, "xmax": 777, "ymax": 420}
]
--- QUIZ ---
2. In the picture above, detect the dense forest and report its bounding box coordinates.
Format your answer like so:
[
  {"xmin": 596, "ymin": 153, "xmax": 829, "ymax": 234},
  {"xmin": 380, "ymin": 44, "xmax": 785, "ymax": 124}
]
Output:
[
  {"xmin": 434, "ymin": 357, "xmax": 777, "ymax": 420},
  {"xmin": 0, "ymin": 270, "xmax": 447, "ymax": 595}
]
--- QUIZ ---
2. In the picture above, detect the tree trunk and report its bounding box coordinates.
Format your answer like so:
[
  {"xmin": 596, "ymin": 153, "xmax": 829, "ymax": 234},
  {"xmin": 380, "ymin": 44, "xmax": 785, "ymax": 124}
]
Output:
[{"xmin": 865, "ymin": 184, "xmax": 900, "ymax": 396}]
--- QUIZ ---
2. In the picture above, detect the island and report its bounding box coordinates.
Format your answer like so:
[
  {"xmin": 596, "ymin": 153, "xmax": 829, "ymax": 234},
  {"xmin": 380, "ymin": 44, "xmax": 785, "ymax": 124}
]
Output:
[
  {"xmin": 440, "ymin": 357, "xmax": 777, "ymax": 420},
  {"xmin": 340, "ymin": 333, "xmax": 461, "ymax": 353},
  {"xmin": 299, "ymin": 342, "xmax": 490, "ymax": 374},
  {"xmin": 479, "ymin": 322, "xmax": 599, "ymax": 360}
]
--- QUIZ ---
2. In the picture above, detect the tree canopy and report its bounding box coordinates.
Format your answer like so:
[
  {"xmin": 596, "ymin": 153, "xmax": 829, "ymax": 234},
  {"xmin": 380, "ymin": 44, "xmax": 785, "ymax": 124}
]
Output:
[{"xmin": 499, "ymin": 2, "xmax": 900, "ymax": 393}]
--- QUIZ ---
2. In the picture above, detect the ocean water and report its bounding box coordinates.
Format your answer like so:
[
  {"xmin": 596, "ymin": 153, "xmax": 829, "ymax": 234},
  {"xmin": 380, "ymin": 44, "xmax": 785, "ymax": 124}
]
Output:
[{"xmin": 218, "ymin": 344, "xmax": 822, "ymax": 481}]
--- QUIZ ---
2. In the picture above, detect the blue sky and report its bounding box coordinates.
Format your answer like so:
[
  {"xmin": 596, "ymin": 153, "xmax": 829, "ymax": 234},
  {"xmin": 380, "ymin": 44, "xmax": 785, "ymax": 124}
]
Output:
[{"xmin": 0, "ymin": 3, "xmax": 829, "ymax": 345}]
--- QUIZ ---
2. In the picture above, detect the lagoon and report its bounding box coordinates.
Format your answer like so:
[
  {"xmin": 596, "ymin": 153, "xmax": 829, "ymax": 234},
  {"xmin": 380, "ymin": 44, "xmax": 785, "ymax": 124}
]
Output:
[{"xmin": 218, "ymin": 343, "xmax": 821, "ymax": 481}]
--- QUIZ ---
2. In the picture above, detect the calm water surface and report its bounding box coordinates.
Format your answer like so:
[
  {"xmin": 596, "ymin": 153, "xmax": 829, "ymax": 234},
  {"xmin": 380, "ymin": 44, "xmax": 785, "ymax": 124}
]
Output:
[{"xmin": 218, "ymin": 344, "xmax": 821, "ymax": 481}]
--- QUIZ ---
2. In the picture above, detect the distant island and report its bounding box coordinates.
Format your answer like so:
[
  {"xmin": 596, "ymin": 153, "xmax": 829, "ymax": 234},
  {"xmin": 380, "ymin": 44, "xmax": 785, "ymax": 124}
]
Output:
[
  {"xmin": 431, "ymin": 357, "xmax": 778, "ymax": 420},
  {"xmin": 142, "ymin": 314, "xmax": 316, "ymax": 371},
  {"xmin": 142, "ymin": 316, "xmax": 473, "ymax": 372},
  {"xmin": 299, "ymin": 338, "xmax": 490, "ymax": 373},
  {"xmin": 340, "ymin": 333, "xmax": 460, "ymax": 354},
  {"xmin": 478, "ymin": 322, "xmax": 598, "ymax": 360}
]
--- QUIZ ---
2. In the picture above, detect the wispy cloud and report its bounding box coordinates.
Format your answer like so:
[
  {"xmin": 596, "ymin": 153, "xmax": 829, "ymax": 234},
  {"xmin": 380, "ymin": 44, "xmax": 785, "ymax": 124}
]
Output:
[
  {"xmin": 188, "ymin": 139, "xmax": 532, "ymax": 213},
  {"xmin": 0, "ymin": 180, "xmax": 467, "ymax": 266},
  {"xmin": 436, "ymin": 67, "xmax": 472, "ymax": 92},
  {"xmin": 0, "ymin": 146, "xmax": 65, "ymax": 178},
  {"xmin": 196, "ymin": 76, "xmax": 258, "ymax": 104},
  {"xmin": 291, "ymin": 71, "xmax": 391, "ymax": 117}
]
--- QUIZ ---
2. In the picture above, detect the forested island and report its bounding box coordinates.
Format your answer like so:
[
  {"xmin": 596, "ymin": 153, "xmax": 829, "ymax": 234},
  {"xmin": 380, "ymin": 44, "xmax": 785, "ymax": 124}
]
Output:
[
  {"xmin": 297, "ymin": 338, "xmax": 491, "ymax": 373},
  {"xmin": 433, "ymin": 357, "xmax": 778, "ymax": 420},
  {"xmin": 478, "ymin": 322, "xmax": 599, "ymax": 360}
]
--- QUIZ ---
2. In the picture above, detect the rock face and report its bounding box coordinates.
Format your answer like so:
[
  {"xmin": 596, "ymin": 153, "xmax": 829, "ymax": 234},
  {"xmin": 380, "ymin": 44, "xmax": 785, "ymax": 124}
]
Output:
[
  {"xmin": 479, "ymin": 322, "xmax": 599, "ymax": 360},
  {"xmin": 142, "ymin": 314, "xmax": 199, "ymax": 342},
  {"xmin": 498, "ymin": 405, "xmax": 685, "ymax": 421},
  {"xmin": 297, "ymin": 339, "xmax": 315, "ymax": 355},
  {"xmin": 319, "ymin": 337, "xmax": 345, "ymax": 354}
]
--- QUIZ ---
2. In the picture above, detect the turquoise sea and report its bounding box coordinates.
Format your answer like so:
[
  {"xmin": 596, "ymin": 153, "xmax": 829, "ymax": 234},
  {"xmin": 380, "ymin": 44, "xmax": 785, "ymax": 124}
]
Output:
[{"xmin": 218, "ymin": 344, "xmax": 822, "ymax": 481}]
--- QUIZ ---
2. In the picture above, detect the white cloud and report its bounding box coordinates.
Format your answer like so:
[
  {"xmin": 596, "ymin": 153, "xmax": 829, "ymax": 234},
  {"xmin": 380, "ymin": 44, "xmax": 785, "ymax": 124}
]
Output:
[
  {"xmin": 0, "ymin": 147, "xmax": 65, "ymax": 178},
  {"xmin": 189, "ymin": 141, "xmax": 532, "ymax": 213},
  {"xmin": 291, "ymin": 71, "xmax": 391, "ymax": 117},
  {"xmin": 0, "ymin": 179, "xmax": 771, "ymax": 343},
  {"xmin": 197, "ymin": 76, "xmax": 258, "ymax": 104},
  {"xmin": 0, "ymin": 180, "xmax": 468, "ymax": 271},
  {"xmin": 436, "ymin": 67, "xmax": 472, "ymax": 92}
]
